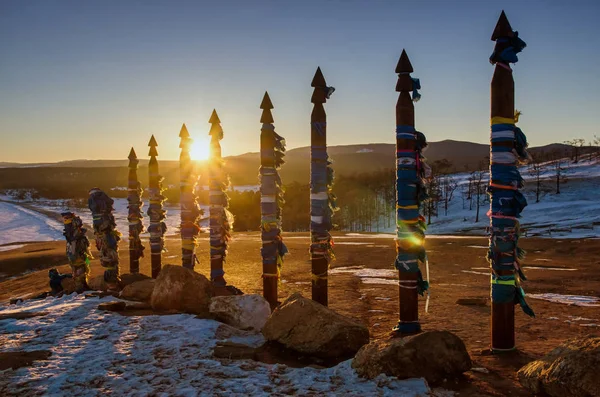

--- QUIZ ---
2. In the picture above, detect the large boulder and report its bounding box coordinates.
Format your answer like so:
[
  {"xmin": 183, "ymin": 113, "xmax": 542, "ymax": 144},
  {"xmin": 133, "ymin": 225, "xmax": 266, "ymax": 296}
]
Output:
[
  {"xmin": 87, "ymin": 275, "xmax": 108, "ymax": 291},
  {"xmin": 120, "ymin": 273, "xmax": 152, "ymax": 288},
  {"xmin": 262, "ymin": 292, "xmax": 369, "ymax": 360},
  {"xmin": 210, "ymin": 294, "xmax": 271, "ymax": 331},
  {"xmin": 120, "ymin": 279, "xmax": 155, "ymax": 302},
  {"xmin": 518, "ymin": 336, "xmax": 600, "ymax": 397},
  {"xmin": 352, "ymin": 331, "xmax": 472, "ymax": 384},
  {"xmin": 150, "ymin": 265, "xmax": 213, "ymax": 316}
]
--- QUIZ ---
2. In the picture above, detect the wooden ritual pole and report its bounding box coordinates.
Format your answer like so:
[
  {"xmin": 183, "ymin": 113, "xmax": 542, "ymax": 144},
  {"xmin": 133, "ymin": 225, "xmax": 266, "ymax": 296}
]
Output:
[
  {"xmin": 310, "ymin": 67, "xmax": 336, "ymax": 306},
  {"xmin": 393, "ymin": 50, "xmax": 429, "ymax": 335},
  {"xmin": 179, "ymin": 124, "xmax": 202, "ymax": 270},
  {"xmin": 147, "ymin": 135, "xmax": 167, "ymax": 278},
  {"xmin": 489, "ymin": 11, "xmax": 534, "ymax": 351},
  {"xmin": 127, "ymin": 147, "xmax": 144, "ymax": 274},
  {"xmin": 88, "ymin": 188, "xmax": 121, "ymax": 288},
  {"xmin": 259, "ymin": 92, "xmax": 288, "ymax": 309},
  {"xmin": 208, "ymin": 110, "xmax": 233, "ymax": 288}
]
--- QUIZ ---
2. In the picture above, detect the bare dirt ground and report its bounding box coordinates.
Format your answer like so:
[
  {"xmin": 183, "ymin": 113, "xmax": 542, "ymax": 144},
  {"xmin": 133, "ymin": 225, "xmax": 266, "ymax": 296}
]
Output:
[{"xmin": 1, "ymin": 232, "xmax": 599, "ymax": 396}]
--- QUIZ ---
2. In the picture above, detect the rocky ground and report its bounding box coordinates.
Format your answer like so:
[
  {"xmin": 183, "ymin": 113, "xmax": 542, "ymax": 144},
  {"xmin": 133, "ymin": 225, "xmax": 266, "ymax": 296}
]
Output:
[{"xmin": 1, "ymin": 232, "xmax": 599, "ymax": 396}]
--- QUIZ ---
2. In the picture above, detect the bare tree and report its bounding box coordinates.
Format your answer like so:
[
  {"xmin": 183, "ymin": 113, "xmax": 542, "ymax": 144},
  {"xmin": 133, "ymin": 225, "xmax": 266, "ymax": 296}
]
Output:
[
  {"xmin": 472, "ymin": 161, "xmax": 488, "ymax": 223},
  {"xmin": 564, "ymin": 138, "xmax": 586, "ymax": 163},
  {"xmin": 441, "ymin": 174, "xmax": 458, "ymax": 216},
  {"xmin": 550, "ymin": 150, "xmax": 568, "ymax": 194},
  {"xmin": 528, "ymin": 151, "xmax": 547, "ymax": 203}
]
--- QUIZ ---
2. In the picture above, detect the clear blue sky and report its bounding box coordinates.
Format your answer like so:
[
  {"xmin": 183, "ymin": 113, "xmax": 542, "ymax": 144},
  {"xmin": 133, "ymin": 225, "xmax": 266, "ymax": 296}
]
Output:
[{"xmin": 1, "ymin": 0, "xmax": 599, "ymax": 163}]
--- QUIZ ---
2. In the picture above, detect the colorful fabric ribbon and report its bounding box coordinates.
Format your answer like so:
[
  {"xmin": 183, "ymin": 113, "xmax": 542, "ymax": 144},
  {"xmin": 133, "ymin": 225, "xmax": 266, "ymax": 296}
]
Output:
[
  {"xmin": 310, "ymin": 124, "xmax": 337, "ymax": 265},
  {"xmin": 395, "ymin": 124, "xmax": 429, "ymax": 296},
  {"xmin": 127, "ymin": 154, "xmax": 144, "ymax": 274},
  {"xmin": 88, "ymin": 188, "xmax": 121, "ymax": 285},
  {"xmin": 147, "ymin": 180, "xmax": 167, "ymax": 258},
  {"xmin": 209, "ymin": 124, "xmax": 233, "ymax": 286},
  {"xmin": 260, "ymin": 123, "xmax": 288, "ymax": 280},
  {"xmin": 180, "ymin": 143, "xmax": 202, "ymax": 270},
  {"xmin": 61, "ymin": 211, "xmax": 92, "ymax": 291},
  {"xmin": 488, "ymin": 25, "xmax": 534, "ymax": 317}
]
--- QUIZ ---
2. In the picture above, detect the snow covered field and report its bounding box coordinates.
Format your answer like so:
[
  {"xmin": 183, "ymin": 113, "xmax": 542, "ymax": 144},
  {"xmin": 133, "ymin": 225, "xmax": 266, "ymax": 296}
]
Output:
[
  {"xmin": 368, "ymin": 159, "xmax": 600, "ymax": 238},
  {"xmin": 0, "ymin": 295, "xmax": 435, "ymax": 396},
  {"xmin": 0, "ymin": 201, "xmax": 63, "ymax": 246},
  {"xmin": 0, "ymin": 196, "xmax": 208, "ymax": 246}
]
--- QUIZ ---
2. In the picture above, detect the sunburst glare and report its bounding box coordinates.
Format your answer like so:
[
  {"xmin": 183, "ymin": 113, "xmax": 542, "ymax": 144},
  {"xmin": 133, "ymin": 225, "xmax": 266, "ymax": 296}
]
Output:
[{"xmin": 190, "ymin": 138, "xmax": 210, "ymax": 160}]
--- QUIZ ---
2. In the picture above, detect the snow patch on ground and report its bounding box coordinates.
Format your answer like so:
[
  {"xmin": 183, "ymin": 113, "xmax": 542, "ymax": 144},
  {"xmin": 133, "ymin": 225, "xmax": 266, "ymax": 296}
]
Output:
[
  {"xmin": 461, "ymin": 270, "xmax": 488, "ymax": 276},
  {"xmin": 524, "ymin": 266, "xmax": 577, "ymax": 271},
  {"xmin": 0, "ymin": 295, "xmax": 434, "ymax": 396},
  {"xmin": 528, "ymin": 293, "xmax": 600, "ymax": 307},
  {"xmin": 0, "ymin": 244, "xmax": 25, "ymax": 252},
  {"xmin": 334, "ymin": 242, "xmax": 372, "ymax": 246},
  {"xmin": 330, "ymin": 266, "xmax": 398, "ymax": 286}
]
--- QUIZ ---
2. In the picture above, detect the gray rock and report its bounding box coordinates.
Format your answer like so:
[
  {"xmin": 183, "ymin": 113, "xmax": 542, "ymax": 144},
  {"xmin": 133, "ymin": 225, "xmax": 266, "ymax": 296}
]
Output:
[
  {"xmin": 262, "ymin": 292, "xmax": 369, "ymax": 360},
  {"xmin": 518, "ymin": 336, "xmax": 600, "ymax": 397},
  {"xmin": 352, "ymin": 331, "xmax": 472, "ymax": 384},
  {"xmin": 210, "ymin": 294, "xmax": 271, "ymax": 331}
]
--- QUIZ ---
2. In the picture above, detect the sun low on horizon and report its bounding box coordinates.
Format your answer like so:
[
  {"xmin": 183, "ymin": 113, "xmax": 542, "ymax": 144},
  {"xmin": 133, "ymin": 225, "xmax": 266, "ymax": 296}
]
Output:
[{"xmin": 190, "ymin": 138, "xmax": 210, "ymax": 161}]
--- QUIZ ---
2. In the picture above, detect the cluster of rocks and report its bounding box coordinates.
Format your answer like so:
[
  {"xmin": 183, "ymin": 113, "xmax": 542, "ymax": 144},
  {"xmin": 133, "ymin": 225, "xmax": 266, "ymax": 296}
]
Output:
[
  {"xmin": 78, "ymin": 265, "xmax": 474, "ymax": 384},
  {"xmin": 66, "ymin": 265, "xmax": 478, "ymax": 383},
  {"xmin": 32, "ymin": 265, "xmax": 600, "ymax": 391}
]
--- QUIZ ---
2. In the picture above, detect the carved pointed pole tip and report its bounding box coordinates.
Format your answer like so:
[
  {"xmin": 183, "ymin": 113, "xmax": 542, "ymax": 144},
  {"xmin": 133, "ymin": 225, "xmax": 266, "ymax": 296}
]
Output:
[
  {"xmin": 148, "ymin": 135, "xmax": 158, "ymax": 157},
  {"xmin": 396, "ymin": 49, "xmax": 414, "ymax": 74},
  {"xmin": 491, "ymin": 10, "xmax": 513, "ymax": 40},
  {"xmin": 179, "ymin": 123, "xmax": 190, "ymax": 138},
  {"xmin": 209, "ymin": 109, "xmax": 220, "ymax": 124},
  {"xmin": 128, "ymin": 147, "xmax": 137, "ymax": 160},
  {"xmin": 311, "ymin": 67, "xmax": 326, "ymax": 87},
  {"xmin": 260, "ymin": 92, "xmax": 274, "ymax": 109}
]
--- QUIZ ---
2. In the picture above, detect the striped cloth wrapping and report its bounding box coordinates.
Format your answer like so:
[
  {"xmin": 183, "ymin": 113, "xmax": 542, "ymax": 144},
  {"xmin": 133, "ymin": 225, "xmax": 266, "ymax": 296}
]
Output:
[
  {"xmin": 394, "ymin": 125, "xmax": 429, "ymax": 295},
  {"xmin": 147, "ymin": 175, "xmax": 167, "ymax": 258},
  {"xmin": 88, "ymin": 188, "xmax": 122, "ymax": 284},
  {"xmin": 209, "ymin": 132, "xmax": 233, "ymax": 285},
  {"xmin": 488, "ymin": 26, "xmax": 534, "ymax": 317},
  {"xmin": 488, "ymin": 117, "xmax": 534, "ymax": 317},
  {"xmin": 180, "ymin": 156, "xmax": 202, "ymax": 270},
  {"xmin": 61, "ymin": 211, "xmax": 92, "ymax": 291},
  {"xmin": 260, "ymin": 123, "xmax": 288, "ymax": 279},
  {"xmin": 310, "ymin": 122, "xmax": 337, "ymax": 269},
  {"xmin": 127, "ymin": 157, "xmax": 144, "ymax": 273}
]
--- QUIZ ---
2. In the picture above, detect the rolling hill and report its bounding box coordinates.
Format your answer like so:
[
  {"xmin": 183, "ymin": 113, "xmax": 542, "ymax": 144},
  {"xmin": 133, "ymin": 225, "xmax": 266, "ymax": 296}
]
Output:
[{"xmin": 0, "ymin": 140, "xmax": 585, "ymax": 192}]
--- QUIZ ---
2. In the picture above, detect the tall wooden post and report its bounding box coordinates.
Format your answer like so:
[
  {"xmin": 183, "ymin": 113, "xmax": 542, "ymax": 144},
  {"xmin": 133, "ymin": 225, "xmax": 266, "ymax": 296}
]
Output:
[
  {"xmin": 60, "ymin": 211, "xmax": 92, "ymax": 291},
  {"xmin": 208, "ymin": 110, "xmax": 233, "ymax": 288},
  {"xmin": 310, "ymin": 67, "xmax": 336, "ymax": 306},
  {"xmin": 88, "ymin": 188, "xmax": 121, "ymax": 288},
  {"xmin": 260, "ymin": 92, "xmax": 288, "ymax": 309},
  {"xmin": 489, "ymin": 11, "xmax": 534, "ymax": 352},
  {"xmin": 127, "ymin": 147, "xmax": 144, "ymax": 274},
  {"xmin": 179, "ymin": 124, "xmax": 202, "ymax": 270},
  {"xmin": 393, "ymin": 50, "xmax": 429, "ymax": 335},
  {"xmin": 147, "ymin": 135, "xmax": 167, "ymax": 279}
]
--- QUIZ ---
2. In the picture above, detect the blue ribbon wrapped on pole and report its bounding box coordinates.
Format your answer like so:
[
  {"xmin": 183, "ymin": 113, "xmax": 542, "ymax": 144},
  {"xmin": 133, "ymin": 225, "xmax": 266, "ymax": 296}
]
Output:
[{"xmin": 88, "ymin": 188, "xmax": 121, "ymax": 285}]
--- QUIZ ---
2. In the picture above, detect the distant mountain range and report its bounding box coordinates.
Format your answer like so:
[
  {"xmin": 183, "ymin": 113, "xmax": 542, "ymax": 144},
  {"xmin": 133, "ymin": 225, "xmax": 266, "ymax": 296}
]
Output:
[{"xmin": 0, "ymin": 140, "xmax": 582, "ymax": 185}]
